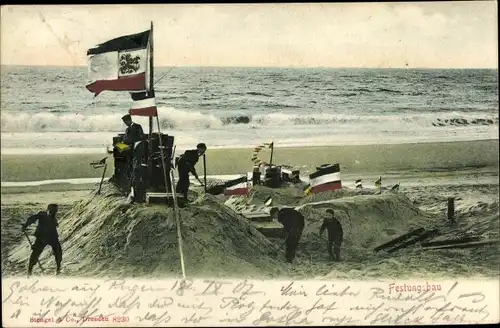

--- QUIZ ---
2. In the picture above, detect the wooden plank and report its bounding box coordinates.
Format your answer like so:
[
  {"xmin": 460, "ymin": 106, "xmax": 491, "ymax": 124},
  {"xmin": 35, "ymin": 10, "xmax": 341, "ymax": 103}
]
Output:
[
  {"xmin": 374, "ymin": 228, "xmax": 425, "ymax": 252},
  {"xmin": 242, "ymin": 212, "xmax": 272, "ymax": 222},
  {"xmin": 422, "ymin": 239, "xmax": 500, "ymax": 250},
  {"xmin": 421, "ymin": 236, "xmax": 480, "ymax": 248},
  {"xmin": 387, "ymin": 229, "xmax": 440, "ymax": 254}
]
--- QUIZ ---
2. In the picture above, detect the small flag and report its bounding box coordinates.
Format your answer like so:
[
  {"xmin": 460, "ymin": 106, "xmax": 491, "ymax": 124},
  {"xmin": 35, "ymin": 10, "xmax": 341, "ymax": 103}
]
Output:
[
  {"xmin": 303, "ymin": 184, "xmax": 312, "ymax": 195},
  {"xmin": 224, "ymin": 175, "xmax": 249, "ymax": 196},
  {"xmin": 375, "ymin": 176, "xmax": 382, "ymax": 187},
  {"xmin": 307, "ymin": 163, "xmax": 342, "ymax": 194},
  {"xmin": 86, "ymin": 29, "xmax": 151, "ymax": 97},
  {"xmin": 355, "ymin": 179, "xmax": 363, "ymax": 189},
  {"xmin": 129, "ymin": 91, "xmax": 157, "ymax": 117},
  {"xmin": 391, "ymin": 183, "xmax": 400, "ymax": 192}
]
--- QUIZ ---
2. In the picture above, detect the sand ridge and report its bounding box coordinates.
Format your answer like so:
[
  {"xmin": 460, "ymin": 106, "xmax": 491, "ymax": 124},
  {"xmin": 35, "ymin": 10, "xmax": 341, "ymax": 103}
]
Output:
[{"xmin": 3, "ymin": 180, "xmax": 498, "ymax": 279}]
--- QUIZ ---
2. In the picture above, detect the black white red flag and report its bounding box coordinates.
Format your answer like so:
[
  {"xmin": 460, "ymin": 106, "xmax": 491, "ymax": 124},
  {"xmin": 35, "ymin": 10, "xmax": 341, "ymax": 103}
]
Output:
[
  {"xmin": 308, "ymin": 163, "xmax": 342, "ymax": 194},
  {"xmin": 129, "ymin": 91, "xmax": 157, "ymax": 117},
  {"xmin": 86, "ymin": 29, "xmax": 150, "ymax": 97}
]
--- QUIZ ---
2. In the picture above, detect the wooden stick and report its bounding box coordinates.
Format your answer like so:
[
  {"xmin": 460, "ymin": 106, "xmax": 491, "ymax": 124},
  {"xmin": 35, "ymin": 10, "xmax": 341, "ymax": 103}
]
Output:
[
  {"xmin": 374, "ymin": 228, "xmax": 425, "ymax": 252},
  {"xmin": 387, "ymin": 229, "xmax": 440, "ymax": 253},
  {"xmin": 97, "ymin": 164, "xmax": 107, "ymax": 195},
  {"xmin": 24, "ymin": 232, "xmax": 45, "ymax": 273},
  {"xmin": 423, "ymin": 239, "xmax": 499, "ymax": 250},
  {"xmin": 447, "ymin": 197, "xmax": 455, "ymax": 222},
  {"xmin": 203, "ymin": 154, "xmax": 207, "ymax": 193},
  {"xmin": 421, "ymin": 236, "xmax": 480, "ymax": 248}
]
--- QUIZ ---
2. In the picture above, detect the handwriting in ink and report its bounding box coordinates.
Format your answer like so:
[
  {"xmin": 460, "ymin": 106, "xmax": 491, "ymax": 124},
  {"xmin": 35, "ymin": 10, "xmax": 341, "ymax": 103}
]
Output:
[
  {"xmin": 107, "ymin": 279, "xmax": 169, "ymax": 293},
  {"xmin": 219, "ymin": 308, "xmax": 254, "ymax": 324},
  {"xmin": 316, "ymin": 284, "xmax": 359, "ymax": 297},
  {"xmin": 108, "ymin": 294, "xmax": 140, "ymax": 315},
  {"xmin": 322, "ymin": 315, "xmax": 360, "ymax": 325},
  {"xmin": 232, "ymin": 279, "xmax": 265, "ymax": 297},
  {"xmin": 260, "ymin": 299, "xmax": 300, "ymax": 313},
  {"xmin": 170, "ymin": 279, "xmax": 194, "ymax": 296},
  {"xmin": 195, "ymin": 280, "xmax": 231, "ymax": 296},
  {"xmin": 148, "ymin": 297, "xmax": 174, "ymax": 309},
  {"xmin": 181, "ymin": 312, "xmax": 211, "ymax": 324},
  {"xmin": 136, "ymin": 310, "xmax": 171, "ymax": 326},
  {"xmin": 280, "ymin": 282, "xmax": 308, "ymax": 297},
  {"xmin": 71, "ymin": 283, "xmax": 101, "ymax": 297},
  {"xmin": 220, "ymin": 296, "xmax": 256, "ymax": 310},
  {"xmin": 177, "ymin": 301, "xmax": 213, "ymax": 315},
  {"xmin": 252, "ymin": 309, "xmax": 312, "ymax": 326},
  {"xmin": 304, "ymin": 298, "xmax": 337, "ymax": 315},
  {"xmin": 458, "ymin": 292, "xmax": 486, "ymax": 303}
]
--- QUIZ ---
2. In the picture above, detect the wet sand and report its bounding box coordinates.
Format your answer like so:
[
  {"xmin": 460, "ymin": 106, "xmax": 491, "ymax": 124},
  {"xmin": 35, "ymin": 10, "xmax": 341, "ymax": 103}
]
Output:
[{"xmin": 1, "ymin": 139, "xmax": 498, "ymax": 182}]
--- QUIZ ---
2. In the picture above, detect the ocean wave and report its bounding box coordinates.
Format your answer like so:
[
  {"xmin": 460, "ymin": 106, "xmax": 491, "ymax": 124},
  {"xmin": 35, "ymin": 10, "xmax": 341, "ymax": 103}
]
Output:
[{"xmin": 1, "ymin": 107, "xmax": 498, "ymax": 132}]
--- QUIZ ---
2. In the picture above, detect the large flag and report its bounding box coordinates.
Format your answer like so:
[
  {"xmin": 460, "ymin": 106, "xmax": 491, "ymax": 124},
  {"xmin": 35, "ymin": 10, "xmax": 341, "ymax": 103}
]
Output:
[
  {"xmin": 86, "ymin": 29, "xmax": 150, "ymax": 97},
  {"xmin": 308, "ymin": 163, "xmax": 342, "ymax": 194},
  {"xmin": 129, "ymin": 91, "xmax": 157, "ymax": 117}
]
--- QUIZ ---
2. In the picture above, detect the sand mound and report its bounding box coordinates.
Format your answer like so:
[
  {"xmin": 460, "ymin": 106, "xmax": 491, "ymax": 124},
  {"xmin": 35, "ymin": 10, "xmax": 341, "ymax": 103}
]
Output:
[
  {"xmin": 4, "ymin": 181, "xmax": 497, "ymax": 279},
  {"xmin": 4, "ymin": 182, "xmax": 289, "ymax": 278},
  {"xmin": 293, "ymin": 193, "xmax": 435, "ymax": 262}
]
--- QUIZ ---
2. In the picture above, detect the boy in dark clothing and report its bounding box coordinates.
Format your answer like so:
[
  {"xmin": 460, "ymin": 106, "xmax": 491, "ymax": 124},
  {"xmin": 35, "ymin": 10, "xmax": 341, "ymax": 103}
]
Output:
[
  {"xmin": 320, "ymin": 208, "xmax": 344, "ymax": 261},
  {"xmin": 175, "ymin": 143, "xmax": 206, "ymax": 201},
  {"xmin": 270, "ymin": 207, "xmax": 305, "ymax": 263},
  {"xmin": 21, "ymin": 204, "xmax": 62, "ymax": 276},
  {"xmin": 121, "ymin": 114, "xmax": 146, "ymax": 199}
]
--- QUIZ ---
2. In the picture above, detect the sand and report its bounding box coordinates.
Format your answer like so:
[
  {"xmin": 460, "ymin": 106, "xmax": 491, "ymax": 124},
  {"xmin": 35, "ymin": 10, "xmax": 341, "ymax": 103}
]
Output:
[
  {"xmin": 1, "ymin": 139, "xmax": 498, "ymax": 182},
  {"xmin": 1, "ymin": 139, "xmax": 498, "ymax": 280}
]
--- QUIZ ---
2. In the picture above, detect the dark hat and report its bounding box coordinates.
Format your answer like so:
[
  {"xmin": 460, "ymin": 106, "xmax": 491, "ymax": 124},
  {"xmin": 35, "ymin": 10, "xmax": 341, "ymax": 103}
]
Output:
[
  {"xmin": 197, "ymin": 143, "xmax": 207, "ymax": 149},
  {"xmin": 122, "ymin": 114, "xmax": 132, "ymax": 121},
  {"xmin": 326, "ymin": 208, "xmax": 334, "ymax": 215},
  {"xmin": 47, "ymin": 203, "xmax": 58, "ymax": 210}
]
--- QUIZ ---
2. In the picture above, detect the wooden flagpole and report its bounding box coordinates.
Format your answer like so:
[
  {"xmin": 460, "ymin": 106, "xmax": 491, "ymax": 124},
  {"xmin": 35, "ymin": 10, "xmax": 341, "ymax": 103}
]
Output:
[
  {"xmin": 150, "ymin": 21, "xmax": 186, "ymax": 279},
  {"xmin": 269, "ymin": 141, "xmax": 274, "ymax": 165},
  {"xmin": 147, "ymin": 21, "xmax": 154, "ymax": 180},
  {"xmin": 156, "ymin": 116, "xmax": 186, "ymax": 279}
]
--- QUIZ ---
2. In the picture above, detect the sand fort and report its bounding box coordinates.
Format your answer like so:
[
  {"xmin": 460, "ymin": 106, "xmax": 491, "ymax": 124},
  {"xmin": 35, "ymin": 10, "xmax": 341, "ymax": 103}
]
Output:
[{"xmin": 4, "ymin": 178, "xmax": 498, "ymax": 279}]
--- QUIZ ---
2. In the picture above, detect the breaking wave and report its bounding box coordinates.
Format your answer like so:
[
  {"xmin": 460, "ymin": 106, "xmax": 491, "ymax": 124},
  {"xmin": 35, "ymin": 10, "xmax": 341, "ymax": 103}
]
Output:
[{"xmin": 1, "ymin": 107, "xmax": 498, "ymax": 133}]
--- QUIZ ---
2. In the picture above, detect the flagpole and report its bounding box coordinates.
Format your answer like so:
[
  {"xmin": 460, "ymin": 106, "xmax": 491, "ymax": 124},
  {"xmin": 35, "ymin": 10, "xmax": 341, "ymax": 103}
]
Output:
[
  {"xmin": 156, "ymin": 116, "xmax": 186, "ymax": 279},
  {"xmin": 148, "ymin": 21, "xmax": 154, "ymax": 181},
  {"xmin": 149, "ymin": 20, "xmax": 186, "ymax": 279},
  {"xmin": 269, "ymin": 141, "xmax": 274, "ymax": 165}
]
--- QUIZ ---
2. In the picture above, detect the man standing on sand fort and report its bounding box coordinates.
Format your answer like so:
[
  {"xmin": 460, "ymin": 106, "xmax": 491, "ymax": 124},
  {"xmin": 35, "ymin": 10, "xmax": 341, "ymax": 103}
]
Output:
[
  {"xmin": 270, "ymin": 207, "xmax": 305, "ymax": 263},
  {"xmin": 22, "ymin": 203, "xmax": 62, "ymax": 276},
  {"xmin": 121, "ymin": 114, "xmax": 145, "ymax": 201}
]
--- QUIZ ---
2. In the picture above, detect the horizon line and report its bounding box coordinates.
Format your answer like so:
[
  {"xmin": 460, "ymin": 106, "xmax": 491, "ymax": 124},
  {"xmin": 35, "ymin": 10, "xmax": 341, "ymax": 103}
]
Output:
[{"xmin": 1, "ymin": 64, "xmax": 498, "ymax": 70}]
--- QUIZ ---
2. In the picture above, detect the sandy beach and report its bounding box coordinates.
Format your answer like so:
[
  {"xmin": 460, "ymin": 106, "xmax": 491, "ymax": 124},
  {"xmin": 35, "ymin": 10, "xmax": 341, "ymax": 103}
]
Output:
[
  {"xmin": 1, "ymin": 139, "xmax": 498, "ymax": 279},
  {"xmin": 1, "ymin": 139, "xmax": 498, "ymax": 182}
]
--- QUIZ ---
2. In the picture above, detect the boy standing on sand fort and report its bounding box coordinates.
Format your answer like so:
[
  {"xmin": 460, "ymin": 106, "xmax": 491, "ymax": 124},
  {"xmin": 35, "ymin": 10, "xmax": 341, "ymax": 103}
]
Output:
[
  {"xmin": 176, "ymin": 143, "xmax": 207, "ymax": 201},
  {"xmin": 270, "ymin": 207, "xmax": 305, "ymax": 263},
  {"xmin": 121, "ymin": 114, "xmax": 145, "ymax": 201},
  {"xmin": 22, "ymin": 204, "xmax": 62, "ymax": 276},
  {"xmin": 320, "ymin": 208, "xmax": 344, "ymax": 261}
]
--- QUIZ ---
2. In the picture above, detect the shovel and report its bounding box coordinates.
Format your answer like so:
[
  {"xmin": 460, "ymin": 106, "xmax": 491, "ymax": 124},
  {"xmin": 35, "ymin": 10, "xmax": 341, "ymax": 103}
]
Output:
[{"xmin": 23, "ymin": 231, "xmax": 45, "ymax": 273}]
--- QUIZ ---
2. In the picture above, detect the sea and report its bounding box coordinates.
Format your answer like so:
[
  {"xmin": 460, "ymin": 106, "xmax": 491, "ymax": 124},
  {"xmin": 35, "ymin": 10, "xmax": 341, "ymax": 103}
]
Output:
[{"xmin": 1, "ymin": 66, "xmax": 498, "ymax": 155}]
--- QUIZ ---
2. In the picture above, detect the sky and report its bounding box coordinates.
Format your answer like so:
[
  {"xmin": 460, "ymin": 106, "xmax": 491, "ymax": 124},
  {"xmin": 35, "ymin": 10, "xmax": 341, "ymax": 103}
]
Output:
[{"xmin": 0, "ymin": 2, "xmax": 498, "ymax": 68}]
